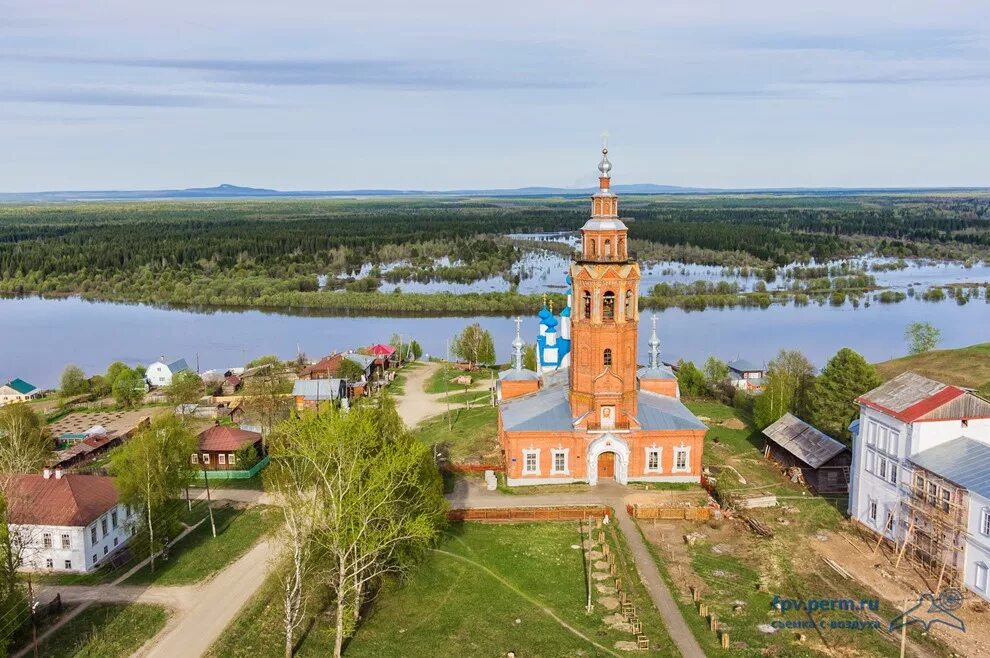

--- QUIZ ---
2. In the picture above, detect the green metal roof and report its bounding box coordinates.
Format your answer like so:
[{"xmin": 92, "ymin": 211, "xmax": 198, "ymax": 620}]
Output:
[{"xmin": 6, "ymin": 379, "xmax": 37, "ymax": 395}]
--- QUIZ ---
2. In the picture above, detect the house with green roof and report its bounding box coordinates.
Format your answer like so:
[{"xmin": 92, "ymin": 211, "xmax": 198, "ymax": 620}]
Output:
[{"xmin": 0, "ymin": 378, "xmax": 41, "ymax": 406}]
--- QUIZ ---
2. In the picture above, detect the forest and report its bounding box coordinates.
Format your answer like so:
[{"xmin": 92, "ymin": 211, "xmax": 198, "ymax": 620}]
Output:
[{"xmin": 0, "ymin": 193, "xmax": 988, "ymax": 314}]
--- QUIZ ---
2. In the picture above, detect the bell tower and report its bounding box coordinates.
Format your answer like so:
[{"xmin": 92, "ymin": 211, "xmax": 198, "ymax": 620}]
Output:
[{"xmin": 569, "ymin": 139, "xmax": 640, "ymax": 427}]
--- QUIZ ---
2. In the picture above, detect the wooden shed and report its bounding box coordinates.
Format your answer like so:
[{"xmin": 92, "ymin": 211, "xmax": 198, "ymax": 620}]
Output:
[{"xmin": 762, "ymin": 413, "xmax": 851, "ymax": 493}]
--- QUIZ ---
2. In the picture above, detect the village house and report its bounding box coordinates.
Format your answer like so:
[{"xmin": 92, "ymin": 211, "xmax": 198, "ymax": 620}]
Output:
[
  {"xmin": 221, "ymin": 374, "xmax": 242, "ymax": 396},
  {"xmin": 298, "ymin": 353, "xmax": 345, "ymax": 380},
  {"xmin": 762, "ymin": 413, "xmax": 851, "ymax": 493},
  {"xmin": 292, "ymin": 379, "xmax": 348, "ymax": 411},
  {"xmin": 0, "ymin": 378, "xmax": 41, "ymax": 406},
  {"xmin": 51, "ymin": 432, "xmax": 123, "ymax": 471},
  {"xmin": 497, "ymin": 146, "xmax": 707, "ymax": 486},
  {"xmin": 848, "ymin": 372, "xmax": 990, "ymax": 601},
  {"xmin": 7, "ymin": 470, "xmax": 138, "ymax": 573},
  {"xmin": 145, "ymin": 356, "xmax": 190, "ymax": 387},
  {"xmin": 192, "ymin": 424, "xmax": 264, "ymax": 471},
  {"xmin": 727, "ymin": 359, "xmax": 765, "ymax": 391}
]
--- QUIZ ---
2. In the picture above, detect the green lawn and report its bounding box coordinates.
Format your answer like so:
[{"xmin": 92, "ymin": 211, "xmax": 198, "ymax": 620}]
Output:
[
  {"xmin": 209, "ymin": 521, "xmax": 674, "ymax": 657},
  {"xmin": 34, "ymin": 603, "xmax": 169, "ymax": 658},
  {"xmin": 412, "ymin": 406, "xmax": 499, "ymax": 463},
  {"xmin": 124, "ymin": 505, "xmax": 272, "ymax": 586},
  {"xmin": 424, "ymin": 364, "xmax": 498, "ymax": 395},
  {"xmin": 684, "ymin": 400, "xmax": 740, "ymax": 422},
  {"xmin": 875, "ymin": 342, "xmax": 990, "ymax": 388}
]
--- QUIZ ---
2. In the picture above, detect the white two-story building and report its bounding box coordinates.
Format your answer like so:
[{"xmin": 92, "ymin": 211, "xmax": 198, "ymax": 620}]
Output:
[
  {"xmin": 849, "ymin": 372, "xmax": 990, "ymax": 600},
  {"xmin": 6, "ymin": 470, "xmax": 138, "ymax": 573}
]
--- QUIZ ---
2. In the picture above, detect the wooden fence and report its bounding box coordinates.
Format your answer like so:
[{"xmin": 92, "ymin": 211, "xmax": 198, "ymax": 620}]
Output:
[
  {"xmin": 448, "ymin": 505, "xmax": 612, "ymax": 522},
  {"xmin": 442, "ymin": 463, "xmax": 505, "ymax": 473},
  {"xmin": 626, "ymin": 504, "xmax": 712, "ymax": 521}
]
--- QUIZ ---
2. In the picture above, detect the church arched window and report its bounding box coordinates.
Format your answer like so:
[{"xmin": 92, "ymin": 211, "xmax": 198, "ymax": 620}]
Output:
[
  {"xmin": 625, "ymin": 290, "xmax": 634, "ymax": 319},
  {"xmin": 618, "ymin": 237, "xmax": 625, "ymax": 258},
  {"xmin": 604, "ymin": 239, "xmax": 612, "ymax": 259},
  {"xmin": 602, "ymin": 291, "xmax": 615, "ymax": 320},
  {"xmin": 588, "ymin": 239, "xmax": 596, "ymax": 258},
  {"xmin": 582, "ymin": 290, "xmax": 592, "ymax": 319},
  {"xmin": 603, "ymin": 348, "xmax": 612, "ymax": 367}
]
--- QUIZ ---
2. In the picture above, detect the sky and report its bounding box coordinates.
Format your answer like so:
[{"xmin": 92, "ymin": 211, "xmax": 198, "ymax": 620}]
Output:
[{"xmin": 1, "ymin": 0, "xmax": 989, "ymax": 191}]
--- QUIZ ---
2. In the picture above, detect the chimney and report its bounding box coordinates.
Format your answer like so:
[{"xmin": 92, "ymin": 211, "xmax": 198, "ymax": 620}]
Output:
[
  {"xmin": 54, "ymin": 468, "xmax": 64, "ymax": 479},
  {"xmin": 42, "ymin": 468, "xmax": 51, "ymax": 479}
]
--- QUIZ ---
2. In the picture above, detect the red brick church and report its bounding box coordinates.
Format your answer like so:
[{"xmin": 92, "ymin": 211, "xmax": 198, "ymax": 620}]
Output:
[{"xmin": 497, "ymin": 144, "xmax": 707, "ymax": 486}]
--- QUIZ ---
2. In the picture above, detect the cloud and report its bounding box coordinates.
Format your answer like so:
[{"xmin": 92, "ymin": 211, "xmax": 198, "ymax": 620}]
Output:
[
  {"xmin": 4, "ymin": 54, "xmax": 589, "ymax": 90},
  {"xmin": 803, "ymin": 71, "xmax": 990, "ymax": 86},
  {"xmin": 734, "ymin": 28, "xmax": 981, "ymax": 57},
  {"xmin": 0, "ymin": 87, "xmax": 261, "ymax": 108}
]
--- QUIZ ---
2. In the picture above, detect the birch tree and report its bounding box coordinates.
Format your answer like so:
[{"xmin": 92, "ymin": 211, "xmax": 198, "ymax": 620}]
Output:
[
  {"xmin": 0, "ymin": 404, "xmax": 51, "ymax": 478},
  {"xmin": 268, "ymin": 397, "xmax": 446, "ymax": 657},
  {"xmin": 109, "ymin": 414, "xmax": 197, "ymax": 572}
]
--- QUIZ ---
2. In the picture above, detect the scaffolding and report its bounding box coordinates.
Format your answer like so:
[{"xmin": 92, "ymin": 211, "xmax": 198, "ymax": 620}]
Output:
[{"xmin": 896, "ymin": 467, "xmax": 968, "ymax": 589}]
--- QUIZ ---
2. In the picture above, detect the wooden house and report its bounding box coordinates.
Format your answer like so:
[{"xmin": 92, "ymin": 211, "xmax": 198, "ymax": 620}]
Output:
[
  {"xmin": 762, "ymin": 413, "xmax": 851, "ymax": 493},
  {"xmin": 193, "ymin": 425, "xmax": 263, "ymax": 471}
]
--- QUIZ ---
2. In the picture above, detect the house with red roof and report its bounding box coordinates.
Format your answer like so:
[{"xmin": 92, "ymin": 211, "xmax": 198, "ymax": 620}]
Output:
[
  {"xmin": 848, "ymin": 371, "xmax": 990, "ymax": 601},
  {"xmin": 193, "ymin": 424, "xmax": 264, "ymax": 471},
  {"xmin": 7, "ymin": 471, "xmax": 138, "ymax": 573}
]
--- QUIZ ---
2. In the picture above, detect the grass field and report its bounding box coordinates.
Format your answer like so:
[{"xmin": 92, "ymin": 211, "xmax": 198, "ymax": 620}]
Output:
[
  {"xmin": 875, "ymin": 342, "xmax": 990, "ymax": 388},
  {"xmin": 412, "ymin": 406, "xmax": 499, "ymax": 462},
  {"xmin": 209, "ymin": 521, "xmax": 675, "ymax": 657},
  {"xmin": 193, "ymin": 474, "xmax": 265, "ymax": 491},
  {"xmin": 125, "ymin": 505, "xmax": 271, "ymax": 586},
  {"xmin": 34, "ymin": 603, "xmax": 169, "ymax": 658}
]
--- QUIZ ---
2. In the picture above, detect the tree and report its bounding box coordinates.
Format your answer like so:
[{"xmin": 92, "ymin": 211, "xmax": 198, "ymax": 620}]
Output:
[
  {"xmin": 112, "ymin": 368, "xmax": 146, "ymax": 408},
  {"xmin": 702, "ymin": 357, "xmax": 729, "ymax": 385},
  {"xmin": 409, "ymin": 340, "xmax": 423, "ymax": 361},
  {"xmin": 266, "ymin": 397, "xmax": 446, "ymax": 658},
  {"xmin": 810, "ymin": 348, "xmax": 882, "ymax": 441},
  {"xmin": 753, "ymin": 349, "xmax": 816, "ymax": 429},
  {"xmin": 905, "ymin": 321, "xmax": 942, "ymax": 355},
  {"xmin": 165, "ymin": 371, "xmax": 205, "ymax": 413},
  {"xmin": 676, "ymin": 361, "xmax": 708, "ymax": 398},
  {"xmin": 451, "ymin": 323, "xmax": 496, "ymax": 367},
  {"xmin": 104, "ymin": 361, "xmax": 130, "ymax": 388},
  {"xmin": 389, "ymin": 333, "xmax": 405, "ymax": 363},
  {"xmin": 242, "ymin": 370, "xmax": 293, "ymax": 438},
  {"xmin": 109, "ymin": 415, "xmax": 197, "ymax": 572},
  {"xmin": 522, "ymin": 343, "xmax": 538, "ymax": 371},
  {"xmin": 59, "ymin": 364, "xmax": 89, "ymax": 397},
  {"xmin": 246, "ymin": 354, "xmax": 283, "ymax": 370},
  {"xmin": 337, "ymin": 358, "xmax": 367, "ymax": 382},
  {"xmin": 0, "ymin": 404, "xmax": 51, "ymax": 477},
  {"xmin": 0, "ymin": 494, "xmax": 29, "ymax": 654}
]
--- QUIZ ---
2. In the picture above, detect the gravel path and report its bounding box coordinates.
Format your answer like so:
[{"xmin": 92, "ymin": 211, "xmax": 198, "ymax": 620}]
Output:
[{"xmin": 395, "ymin": 362, "xmax": 455, "ymax": 427}]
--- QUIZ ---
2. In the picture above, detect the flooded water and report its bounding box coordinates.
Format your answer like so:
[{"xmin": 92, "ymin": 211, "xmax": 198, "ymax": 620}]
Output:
[{"xmin": 1, "ymin": 294, "xmax": 987, "ymax": 389}]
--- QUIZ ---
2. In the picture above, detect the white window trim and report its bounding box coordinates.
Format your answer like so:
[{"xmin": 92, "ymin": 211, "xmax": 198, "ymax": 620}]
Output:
[
  {"xmin": 982, "ymin": 508, "xmax": 990, "ymax": 537},
  {"xmin": 522, "ymin": 449, "xmax": 541, "ymax": 475},
  {"xmin": 191, "ymin": 453, "xmax": 198, "ymax": 464},
  {"xmin": 218, "ymin": 454, "xmax": 226, "ymax": 465},
  {"xmin": 203, "ymin": 453, "xmax": 210, "ymax": 464},
  {"xmin": 644, "ymin": 446, "xmax": 663, "ymax": 474},
  {"xmin": 228, "ymin": 453, "xmax": 236, "ymax": 465},
  {"xmin": 550, "ymin": 448, "xmax": 569, "ymax": 475},
  {"xmin": 976, "ymin": 562, "xmax": 989, "ymax": 592},
  {"xmin": 868, "ymin": 497, "xmax": 879, "ymax": 524},
  {"xmin": 672, "ymin": 445, "xmax": 690, "ymax": 473}
]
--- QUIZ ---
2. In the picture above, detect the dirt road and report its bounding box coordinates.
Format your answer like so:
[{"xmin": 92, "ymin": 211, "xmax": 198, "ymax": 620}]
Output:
[
  {"xmin": 395, "ymin": 363, "xmax": 451, "ymax": 427},
  {"xmin": 135, "ymin": 537, "xmax": 276, "ymax": 658}
]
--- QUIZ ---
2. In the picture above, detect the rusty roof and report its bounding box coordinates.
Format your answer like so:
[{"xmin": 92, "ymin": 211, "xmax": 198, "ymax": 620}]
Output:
[
  {"xmin": 858, "ymin": 372, "xmax": 966, "ymax": 422},
  {"xmin": 763, "ymin": 413, "xmax": 848, "ymax": 468},
  {"xmin": 6, "ymin": 474, "xmax": 120, "ymax": 527}
]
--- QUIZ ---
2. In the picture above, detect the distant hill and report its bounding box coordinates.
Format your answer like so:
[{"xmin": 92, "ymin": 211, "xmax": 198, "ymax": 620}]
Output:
[
  {"xmin": 875, "ymin": 343, "xmax": 990, "ymax": 389},
  {"xmin": 2, "ymin": 183, "xmax": 988, "ymax": 203}
]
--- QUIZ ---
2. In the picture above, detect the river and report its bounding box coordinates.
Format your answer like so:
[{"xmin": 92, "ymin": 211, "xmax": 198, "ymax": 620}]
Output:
[{"xmin": 1, "ymin": 294, "xmax": 987, "ymax": 389}]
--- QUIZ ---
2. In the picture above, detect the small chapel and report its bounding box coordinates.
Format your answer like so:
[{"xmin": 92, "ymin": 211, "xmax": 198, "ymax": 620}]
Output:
[{"xmin": 497, "ymin": 144, "xmax": 707, "ymax": 486}]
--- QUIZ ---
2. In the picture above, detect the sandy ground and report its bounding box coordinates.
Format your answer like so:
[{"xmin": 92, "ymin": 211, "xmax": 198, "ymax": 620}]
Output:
[{"xmin": 395, "ymin": 362, "xmax": 461, "ymax": 427}]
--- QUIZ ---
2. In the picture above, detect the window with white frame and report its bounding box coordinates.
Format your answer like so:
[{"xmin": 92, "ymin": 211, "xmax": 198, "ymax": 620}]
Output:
[
  {"xmin": 43, "ymin": 533, "xmax": 52, "ymax": 548},
  {"xmin": 645, "ymin": 447, "xmax": 662, "ymax": 473},
  {"xmin": 219, "ymin": 454, "xmax": 226, "ymax": 465},
  {"xmin": 228, "ymin": 453, "xmax": 236, "ymax": 465},
  {"xmin": 864, "ymin": 419, "xmax": 899, "ymax": 487},
  {"xmin": 191, "ymin": 454, "xmax": 198, "ymax": 464},
  {"xmin": 551, "ymin": 449, "xmax": 568, "ymax": 474},
  {"xmin": 868, "ymin": 498, "xmax": 878, "ymax": 524},
  {"xmin": 976, "ymin": 563, "xmax": 989, "ymax": 592},
  {"xmin": 982, "ymin": 509, "xmax": 990, "ymax": 537},
  {"xmin": 673, "ymin": 446, "xmax": 689, "ymax": 472},
  {"xmin": 203, "ymin": 453, "xmax": 210, "ymax": 465},
  {"xmin": 523, "ymin": 449, "xmax": 540, "ymax": 475},
  {"xmin": 61, "ymin": 534, "xmax": 70, "ymax": 549}
]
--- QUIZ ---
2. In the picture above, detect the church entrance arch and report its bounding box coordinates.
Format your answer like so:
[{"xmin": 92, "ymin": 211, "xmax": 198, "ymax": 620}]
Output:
[{"xmin": 587, "ymin": 433, "xmax": 629, "ymax": 485}]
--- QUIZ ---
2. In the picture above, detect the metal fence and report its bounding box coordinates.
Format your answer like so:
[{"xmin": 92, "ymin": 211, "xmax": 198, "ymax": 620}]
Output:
[{"xmin": 195, "ymin": 455, "xmax": 270, "ymax": 481}]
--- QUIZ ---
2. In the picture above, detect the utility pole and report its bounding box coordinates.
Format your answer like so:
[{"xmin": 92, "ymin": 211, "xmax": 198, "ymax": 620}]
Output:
[
  {"xmin": 28, "ymin": 574, "xmax": 38, "ymax": 658},
  {"xmin": 899, "ymin": 597, "xmax": 908, "ymax": 658},
  {"xmin": 202, "ymin": 466, "xmax": 217, "ymax": 538}
]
